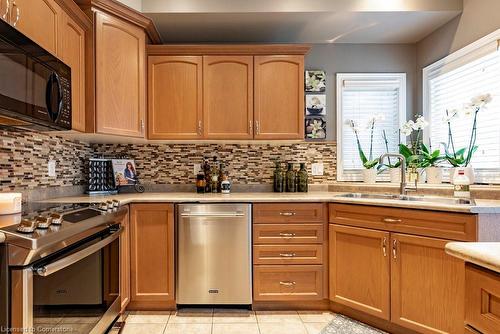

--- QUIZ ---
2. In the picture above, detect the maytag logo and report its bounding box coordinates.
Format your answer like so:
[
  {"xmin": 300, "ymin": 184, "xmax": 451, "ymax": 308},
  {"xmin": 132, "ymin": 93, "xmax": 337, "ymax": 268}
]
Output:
[{"xmin": 208, "ymin": 289, "xmax": 219, "ymax": 294}]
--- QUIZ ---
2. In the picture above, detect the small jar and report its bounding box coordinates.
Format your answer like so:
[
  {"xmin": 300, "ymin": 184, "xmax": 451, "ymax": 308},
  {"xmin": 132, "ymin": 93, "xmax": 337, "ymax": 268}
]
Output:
[
  {"xmin": 221, "ymin": 175, "xmax": 231, "ymax": 194},
  {"xmin": 196, "ymin": 172, "xmax": 206, "ymax": 193}
]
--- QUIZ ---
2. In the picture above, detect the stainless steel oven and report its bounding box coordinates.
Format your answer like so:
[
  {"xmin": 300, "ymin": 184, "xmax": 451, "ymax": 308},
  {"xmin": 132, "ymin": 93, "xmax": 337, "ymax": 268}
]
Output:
[
  {"xmin": 0, "ymin": 203, "xmax": 126, "ymax": 334},
  {"xmin": 10, "ymin": 225, "xmax": 122, "ymax": 334}
]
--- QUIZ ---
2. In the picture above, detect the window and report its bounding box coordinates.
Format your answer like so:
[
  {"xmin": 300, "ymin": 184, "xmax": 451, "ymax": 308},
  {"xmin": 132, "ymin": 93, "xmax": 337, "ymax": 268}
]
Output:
[
  {"xmin": 336, "ymin": 73, "xmax": 406, "ymax": 181},
  {"xmin": 423, "ymin": 29, "xmax": 500, "ymax": 184}
]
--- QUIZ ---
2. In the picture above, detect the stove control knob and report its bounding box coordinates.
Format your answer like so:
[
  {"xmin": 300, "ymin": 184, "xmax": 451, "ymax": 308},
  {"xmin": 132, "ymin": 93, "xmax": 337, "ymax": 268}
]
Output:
[
  {"xmin": 17, "ymin": 219, "xmax": 37, "ymax": 233},
  {"xmin": 112, "ymin": 200, "xmax": 120, "ymax": 208},
  {"xmin": 50, "ymin": 213, "xmax": 63, "ymax": 225},
  {"xmin": 36, "ymin": 216, "xmax": 52, "ymax": 229}
]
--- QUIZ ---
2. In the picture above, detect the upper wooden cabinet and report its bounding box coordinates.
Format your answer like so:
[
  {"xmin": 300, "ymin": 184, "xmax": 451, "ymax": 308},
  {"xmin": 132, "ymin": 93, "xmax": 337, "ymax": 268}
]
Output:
[
  {"xmin": 129, "ymin": 203, "xmax": 175, "ymax": 310},
  {"xmin": 58, "ymin": 11, "xmax": 87, "ymax": 132},
  {"xmin": 146, "ymin": 45, "xmax": 310, "ymax": 140},
  {"xmin": 148, "ymin": 56, "xmax": 202, "ymax": 139},
  {"xmin": 94, "ymin": 11, "xmax": 146, "ymax": 138},
  {"xmin": 254, "ymin": 55, "xmax": 304, "ymax": 139},
  {"xmin": 13, "ymin": 0, "xmax": 61, "ymax": 55},
  {"xmin": 329, "ymin": 224, "xmax": 390, "ymax": 320},
  {"xmin": 203, "ymin": 56, "xmax": 253, "ymax": 139}
]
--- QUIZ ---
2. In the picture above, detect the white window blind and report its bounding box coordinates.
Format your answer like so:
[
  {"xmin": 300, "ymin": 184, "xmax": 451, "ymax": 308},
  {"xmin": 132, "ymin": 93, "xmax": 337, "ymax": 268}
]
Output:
[
  {"xmin": 337, "ymin": 73, "xmax": 406, "ymax": 181},
  {"xmin": 423, "ymin": 30, "xmax": 500, "ymax": 184}
]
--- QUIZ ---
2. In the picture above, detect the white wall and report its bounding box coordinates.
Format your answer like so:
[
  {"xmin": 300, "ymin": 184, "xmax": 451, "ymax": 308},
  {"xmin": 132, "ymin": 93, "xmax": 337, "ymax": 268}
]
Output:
[{"xmin": 415, "ymin": 0, "xmax": 500, "ymax": 112}]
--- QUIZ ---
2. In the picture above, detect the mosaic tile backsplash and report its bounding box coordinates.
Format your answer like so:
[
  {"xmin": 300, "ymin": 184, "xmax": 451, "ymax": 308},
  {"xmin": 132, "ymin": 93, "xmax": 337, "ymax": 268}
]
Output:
[
  {"xmin": 0, "ymin": 126, "xmax": 337, "ymax": 194},
  {"xmin": 0, "ymin": 128, "xmax": 92, "ymax": 192},
  {"xmin": 92, "ymin": 142, "xmax": 337, "ymax": 185}
]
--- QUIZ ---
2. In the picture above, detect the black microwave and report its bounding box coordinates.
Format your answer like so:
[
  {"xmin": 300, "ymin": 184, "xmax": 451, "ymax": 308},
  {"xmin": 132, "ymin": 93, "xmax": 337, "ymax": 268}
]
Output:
[{"xmin": 0, "ymin": 19, "xmax": 71, "ymax": 130}]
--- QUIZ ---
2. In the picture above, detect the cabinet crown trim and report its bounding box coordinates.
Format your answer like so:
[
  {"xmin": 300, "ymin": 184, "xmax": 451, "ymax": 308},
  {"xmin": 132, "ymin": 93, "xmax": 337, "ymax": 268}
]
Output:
[
  {"xmin": 147, "ymin": 44, "xmax": 312, "ymax": 55},
  {"xmin": 75, "ymin": 0, "xmax": 161, "ymax": 43}
]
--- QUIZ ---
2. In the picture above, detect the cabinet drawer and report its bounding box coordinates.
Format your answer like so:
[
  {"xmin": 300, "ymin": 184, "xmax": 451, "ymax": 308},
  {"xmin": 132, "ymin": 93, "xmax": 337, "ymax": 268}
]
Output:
[
  {"xmin": 254, "ymin": 245, "xmax": 323, "ymax": 265},
  {"xmin": 253, "ymin": 224, "xmax": 324, "ymax": 244},
  {"xmin": 254, "ymin": 203, "xmax": 326, "ymax": 224},
  {"xmin": 253, "ymin": 265, "xmax": 323, "ymax": 301},
  {"xmin": 329, "ymin": 203, "xmax": 477, "ymax": 241},
  {"xmin": 465, "ymin": 265, "xmax": 500, "ymax": 334}
]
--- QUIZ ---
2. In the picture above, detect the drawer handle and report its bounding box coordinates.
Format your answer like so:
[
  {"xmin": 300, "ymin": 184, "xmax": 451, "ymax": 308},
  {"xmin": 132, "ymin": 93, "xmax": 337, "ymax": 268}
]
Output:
[
  {"xmin": 279, "ymin": 281, "xmax": 296, "ymax": 287},
  {"xmin": 279, "ymin": 253, "xmax": 296, "ymax": 258},
  {"xmin": 280, "ymin": 212, "xmax": 296, "ymax": 216},
  {"xmin": 382, "ymin": 217, "xmax": 402, "ymax": 223},
  {"xmin": 279, "ymin": 232, "xmax": 296, "ymax": 239}
]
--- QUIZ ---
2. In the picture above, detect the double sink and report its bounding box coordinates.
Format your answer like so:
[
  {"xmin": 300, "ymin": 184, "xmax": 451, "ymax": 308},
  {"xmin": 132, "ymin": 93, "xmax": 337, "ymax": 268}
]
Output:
[{"xmin": 336, "ymin": 193, "xmax": 475, "ymax": 206}]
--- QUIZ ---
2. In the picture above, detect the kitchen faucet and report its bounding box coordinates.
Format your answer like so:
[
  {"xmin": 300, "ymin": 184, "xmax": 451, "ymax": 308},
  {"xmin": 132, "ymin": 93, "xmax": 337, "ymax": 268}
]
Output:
[{"xmin": 379, "ymin": 153, "xmax": 417, "ymax": 195}]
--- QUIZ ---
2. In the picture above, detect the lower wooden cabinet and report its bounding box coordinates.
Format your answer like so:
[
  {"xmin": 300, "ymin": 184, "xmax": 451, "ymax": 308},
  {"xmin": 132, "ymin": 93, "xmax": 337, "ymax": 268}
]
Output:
[
  {"xmin": 120, "ymin": 209, "xmax": 130, "ymax": 313},
  {"xmin": 253, "ymin": 265, "xmax": 323, "ymax": 301},
  {"xmin": 465, "ymin": 264, "xmax": 500, "ymax": 334},
  {"xmin": 329, "ymin": 224, "xmax": 390, "ymax": 320},
  {"xmin": 329, "ymin": 204, "xmax": 477, "ymax": 334},
  {"xmin": 129, "ymin": 203, "xmax": 175, "ymax": 309},
  {"xmin": 390, "ymin": 233, "xmax": 465, "ymax": 334}
]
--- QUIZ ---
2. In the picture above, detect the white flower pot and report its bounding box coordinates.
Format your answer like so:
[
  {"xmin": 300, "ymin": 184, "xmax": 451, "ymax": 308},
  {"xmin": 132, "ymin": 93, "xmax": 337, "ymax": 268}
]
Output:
[
  {"xmin": 451, "ymin": 167, "xmax": 475, "ymax": 184},
  {"xmin": 389, "ymin": 168, "xmax": 401, "ymax": 183},
  {"xmin": 425, "ymin": 167, "xmax": 443, "ymax": 184},
  {"xmin": 362, "ymin": 169, "xmax": 377, "ymax": 183}
]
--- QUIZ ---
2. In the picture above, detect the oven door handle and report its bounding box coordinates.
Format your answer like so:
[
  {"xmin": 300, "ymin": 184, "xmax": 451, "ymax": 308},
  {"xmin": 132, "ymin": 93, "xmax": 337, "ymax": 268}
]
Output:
[{"xmin": 34, "ymin": 227, "xmax": 123, "ymax": 277}]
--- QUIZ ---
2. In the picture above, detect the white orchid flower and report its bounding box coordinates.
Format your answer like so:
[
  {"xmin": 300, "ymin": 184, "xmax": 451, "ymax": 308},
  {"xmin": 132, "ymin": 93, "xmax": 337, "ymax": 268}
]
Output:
[
  {"xmin": 400, "ymin": 120, "xmax": 414, "ymax": 136},
  {"xmin": 365, "ymin": 113, "xmax": 385, "ymax": 129},
  {"xmin": 442, "ymin": 109, "xmax": 459, "ymax": 123},
  {"xmin": 344, "ymin": 119, "xmax": 360, "ymax": 133},
  {"xmin": 471, "ymin": 93, "xmax": 493, "ymax": 107},
  {"xmin": 412, "ymin": 116, "xmax": 429, "ymax": 130}
]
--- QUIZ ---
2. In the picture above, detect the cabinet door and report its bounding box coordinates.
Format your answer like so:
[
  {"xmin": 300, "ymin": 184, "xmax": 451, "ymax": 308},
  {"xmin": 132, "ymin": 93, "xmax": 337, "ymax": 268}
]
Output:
[
  {"xmin": 95, "ymin": 11, "xmax": 146, "ymax": 138},
  {"xmin": 130, "ymin": 204, "xmax": 175, "ymax": 308},
  {"xmin": 254, "ymin": 55, "xmax": 304, "ymax": 139},
  {"xmin": 13, "ymin": 0, "xmax": 61, "ymax": 55},
  {"xmin": 120, "ymin": 209, "xmax": 130, "ymax": 313},
  {"xmin": 391, "ymin": 234, "xmax": 465, "ymax": 334},
  {"xmin": 58, "ymin": 12, "xmax": 86, "ymax": 132},
  {"xmin": 148, "ymin": 56, "xmax": 202, "ymax": 139},
  {"xmin": 329, "ymin": 224, "xmax": 390, "ymax": 320},
  {"xmin": 203, "ymin": 56, "xmax": 253, "ymax": 139}
]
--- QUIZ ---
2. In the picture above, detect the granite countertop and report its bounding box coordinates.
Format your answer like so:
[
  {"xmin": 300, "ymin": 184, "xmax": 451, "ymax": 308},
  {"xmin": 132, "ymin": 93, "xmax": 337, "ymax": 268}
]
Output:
[
  {"xmin": 445, "ymin": 242, "xmax": 500, "ymax": 274},
  {"xmin": 41, "ymin": 191, "xmax": 500, "ymax": 214}
]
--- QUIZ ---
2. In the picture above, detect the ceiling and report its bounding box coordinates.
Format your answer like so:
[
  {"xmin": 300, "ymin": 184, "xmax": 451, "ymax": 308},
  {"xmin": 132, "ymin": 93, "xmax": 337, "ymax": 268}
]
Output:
[{"xmin": 119, "ymin": 0, "xmax": 463, "ymax": 44}]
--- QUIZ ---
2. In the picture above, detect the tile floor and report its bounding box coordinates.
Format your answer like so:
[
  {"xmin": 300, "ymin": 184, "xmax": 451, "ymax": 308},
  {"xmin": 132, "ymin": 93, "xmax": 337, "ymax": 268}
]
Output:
[{"xmin": 121, "ymin": 309, "xmax": 335, "ymax": 334}]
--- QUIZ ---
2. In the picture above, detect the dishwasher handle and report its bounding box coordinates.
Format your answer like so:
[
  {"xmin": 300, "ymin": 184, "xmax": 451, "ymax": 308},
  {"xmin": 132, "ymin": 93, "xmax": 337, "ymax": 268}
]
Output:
[{"xmin": 180, "ymin": 212, "xmax": 245, "ymax": 218}]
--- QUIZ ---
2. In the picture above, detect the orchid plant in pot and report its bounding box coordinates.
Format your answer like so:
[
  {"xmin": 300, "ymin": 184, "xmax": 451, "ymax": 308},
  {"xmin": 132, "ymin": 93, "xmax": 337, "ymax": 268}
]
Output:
[
  {"xmin": 345, "ymin": 115, "xmax": 383, "ymax": 183},
  {"xmin": 378, "ymin": 130, "xmax": 402, "ymax": 183},
  {"xmin": 419, "ymin": 143, "xmax": 445, "ymax": 184},
  {"xmin": 443, "ymin": 94, "xmax": 492, "ymax": 183},
  {"xmin": 399, "ymin": 115, "xmax": 429, "ymax": 183}
]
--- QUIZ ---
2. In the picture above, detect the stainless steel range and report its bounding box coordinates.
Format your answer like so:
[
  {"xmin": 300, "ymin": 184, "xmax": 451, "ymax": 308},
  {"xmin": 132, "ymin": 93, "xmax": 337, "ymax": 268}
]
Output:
[{"xmin": 0, "ymin": 201, "xmax": 126, "ymax": 334}]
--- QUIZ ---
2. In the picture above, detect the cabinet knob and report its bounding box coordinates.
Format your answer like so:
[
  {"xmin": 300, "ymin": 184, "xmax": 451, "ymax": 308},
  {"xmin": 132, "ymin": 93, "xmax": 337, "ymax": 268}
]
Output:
[
  {"xmin": 279, "ymin": 253, "xmax": 296, "ymax": 258},
  {"xmin": 2, "ymin": 0, "xmax": 9, "ymax": 21},
  {"xmin": 249, "ymin": 120, "xmax": 253, "ymax": 133},
  {"xmin": 11, "ymin": 1, "xmax": 18, "ymax": 26},
  {"xmin": 279, "ymin": 232, "xmax": 295, "ymax": 239},
  {"xmin": 279, "ymin": 281, "xmax": 296, "ymax": 287},
  {"xmin": 392, "ymin": 239, "xmax": 398, "ymax": 259},
  {"xmin": 382, "ymin": 217, "xmax": 402, "ymax": 223},
  {"xmin": 198, "ymin": 120, "xmax": 202, "ymax": 135},
  {"xmin": 279, "ymin": 211, "xmax": 296, "ymax": 216},
  {"xmin": 382, "ymin": 237, "xmax": 387, "ymax": 257},
  {"xmin": 255, "ymin": 120, "xmax": 260, "ymax": 134}
]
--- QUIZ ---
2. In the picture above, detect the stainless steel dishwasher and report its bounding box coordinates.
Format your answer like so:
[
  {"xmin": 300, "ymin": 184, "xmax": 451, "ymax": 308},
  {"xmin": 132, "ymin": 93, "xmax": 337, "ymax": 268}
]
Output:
[{"xmin": 176, "ymin": 203, "xmax": 252, "ymax": 305}]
